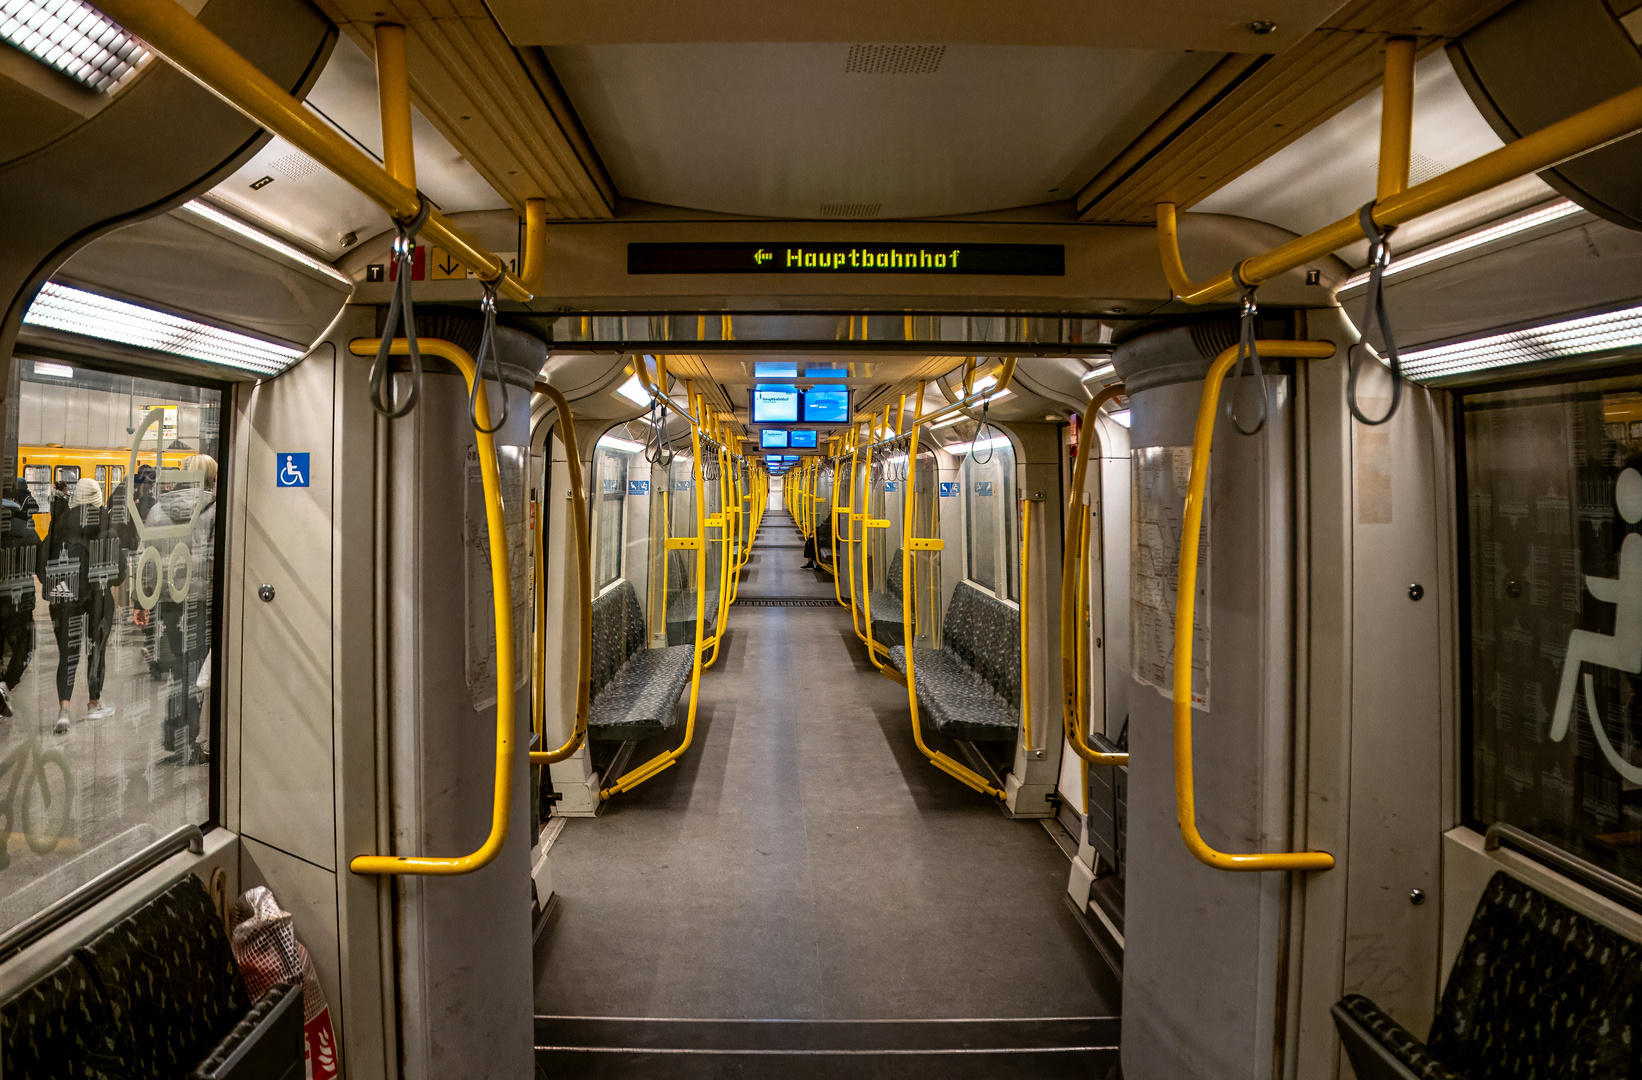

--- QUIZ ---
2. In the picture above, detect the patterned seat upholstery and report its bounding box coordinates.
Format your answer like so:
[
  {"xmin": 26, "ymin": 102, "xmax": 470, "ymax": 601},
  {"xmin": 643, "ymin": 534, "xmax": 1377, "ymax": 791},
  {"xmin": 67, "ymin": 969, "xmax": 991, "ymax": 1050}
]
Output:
[
  {"xmin": 662, "ymin": 550, "xmax": 720, "ymax": 646},
  {"xmin": 868, "ymin": 549, "xmax": 906, "ymax": 647},
  {"xmin": 888, "ymin": 581, "xmax": 1019, "ymax": 743},
  {"xmin": 79, "ymin": 874, "xmax": 252, "ymax": 1078},
  {"xmin": 590, "ymin": 579, "xmax": 693, "ymax": 741},
  {"xmin": 2, "ymin": 874, "xmax": 282, "ymax": 1080},
  {"xmin": 1333, "ymin": 871, "xmax": 1642, "ymax": 1080},
  {"xmin": 1, "ymin": 953, "xmax": 125, "ymax": 1078}
]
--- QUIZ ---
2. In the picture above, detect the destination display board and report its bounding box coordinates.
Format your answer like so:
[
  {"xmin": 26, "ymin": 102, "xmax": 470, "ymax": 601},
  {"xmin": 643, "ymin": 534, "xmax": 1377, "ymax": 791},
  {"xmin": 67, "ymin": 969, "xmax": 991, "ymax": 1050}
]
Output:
[{"xmin": 628, "ymin": 242, "xmax": 1064, "ymax": 276}]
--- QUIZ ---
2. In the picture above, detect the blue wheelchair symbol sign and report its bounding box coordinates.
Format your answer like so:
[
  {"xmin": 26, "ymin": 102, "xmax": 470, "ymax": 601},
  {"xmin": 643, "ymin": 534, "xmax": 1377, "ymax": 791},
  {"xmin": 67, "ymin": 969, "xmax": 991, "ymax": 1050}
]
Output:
[
  {"xmin": 276, "ymin": 453, "xmax": 309, "ymax": 488},
  {"xmin": 974, "ymin": 481, "xmax": 994, "ymax": 496},
  {"xmin": 884, "ymin": 481, "xmax": 898, "ymax": 493},
  {"xmin": 939, "ymin": 482, "xmax": 959, "ymax": 497},
  {"xmin": 628, "ymin": 480, "xmax": 650, "ymax": 495}
]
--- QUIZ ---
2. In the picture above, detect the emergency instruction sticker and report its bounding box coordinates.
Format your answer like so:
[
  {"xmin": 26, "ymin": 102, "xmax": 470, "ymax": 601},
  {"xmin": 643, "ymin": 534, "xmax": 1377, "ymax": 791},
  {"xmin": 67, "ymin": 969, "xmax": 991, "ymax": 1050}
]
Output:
[{"xmin": 1130, "ymin": 446, "xmax": 1209, "ymax": 709}]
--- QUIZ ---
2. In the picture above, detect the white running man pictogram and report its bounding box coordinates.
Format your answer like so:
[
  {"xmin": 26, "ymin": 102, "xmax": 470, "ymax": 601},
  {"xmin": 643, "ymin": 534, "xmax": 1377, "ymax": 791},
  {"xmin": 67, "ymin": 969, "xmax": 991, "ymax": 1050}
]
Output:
[{"xmin": 1551, "ymin": 467, "xmax": 1642, "ymax": 781}]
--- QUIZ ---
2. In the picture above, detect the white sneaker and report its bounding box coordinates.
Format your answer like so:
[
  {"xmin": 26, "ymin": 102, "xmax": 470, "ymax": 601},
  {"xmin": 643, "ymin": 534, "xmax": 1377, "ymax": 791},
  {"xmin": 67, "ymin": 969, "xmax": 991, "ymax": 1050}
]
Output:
[
  {"xmin": 86, "ymin": 704, "xmax": 114, "ymax": 720},
  {"xmin": 53, "ymin": 713, "xmax": 70, "ymax": 734}
]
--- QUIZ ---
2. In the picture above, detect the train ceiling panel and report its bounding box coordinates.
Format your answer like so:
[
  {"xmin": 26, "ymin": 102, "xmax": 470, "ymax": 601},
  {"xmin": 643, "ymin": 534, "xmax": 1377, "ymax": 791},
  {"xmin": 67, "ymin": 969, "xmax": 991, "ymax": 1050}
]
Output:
[
  {"xmin": 1075, "ymin": 0, "xmax": 1518, "ymax": 222},
  {"xmin": 543, "ymin": 43, "xmax": 1221, "ymax": 220},
  {"xmin": 1193, "ymin": 48, "xmax": 1519, "ymax": 266},
  {"xmin": 486, "ymin": 0, "xmax": 1343, "ymax": 52},
  {"xmin": 310, "ymin": 0, "xmax": 615, "ymax": 219},
  {"xmin": 204, "ymin": 34, "xmax": 508, "ymax": 259}
]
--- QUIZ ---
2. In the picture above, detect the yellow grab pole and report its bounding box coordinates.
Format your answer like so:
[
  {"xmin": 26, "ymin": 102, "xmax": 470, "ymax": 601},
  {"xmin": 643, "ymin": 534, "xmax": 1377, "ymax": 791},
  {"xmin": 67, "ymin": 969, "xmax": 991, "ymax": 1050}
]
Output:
[
  {"xmin": 346, "ymin": 338, "xmax": 514, "ymax": 875},
  {"xmin": 1173, "ymin": 341, "xmax": 1338, "ymax": 872},
  {"xmin": 373, "ymin": 24, "xmax": 415, "ymax": 191},
  {"xmin": 917, "ymin": 358, "xmax": 1018, "ymax": 430},
  {"xmin": 1020, "ymin": 495, "xmax": 1034, "ymax": 752},
  {"xmin": 1378, "ymin": 38, "xmax": 1416, "ymax": 201},
  {"xmin": 902, "ymin": 424, "xmax": 1004, "ymax": 800},
  {"xmin": 1157, "ymin": 73, "xmax": 1642, "ymax": 304},
  {"xmin": 529, "ymin": 382, "xmax": 591, "ymax": 764},
  {"xmin": 520, "ymin": 198, "xmax": 548, "ymax": 293},
  {"xmin": 97, "ymin": 0, "xmax": 531, "ymax": 299},
  {"xmin": 603, "ymin": 420, "xmax": 709, "ymax": 798},
  {"xmin": 1060, "ymin": 386, "xmax": 1129, "ymax": 766}
]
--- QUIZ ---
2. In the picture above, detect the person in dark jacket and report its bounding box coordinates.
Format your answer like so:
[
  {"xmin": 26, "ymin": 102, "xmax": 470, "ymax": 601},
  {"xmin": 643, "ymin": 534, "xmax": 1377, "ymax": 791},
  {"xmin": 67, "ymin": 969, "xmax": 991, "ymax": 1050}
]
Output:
[
  {"xmin": 45, "ymin": 478, "xmax": 125, "ymax": 733},
  {"xmin": 0, "ymin": 489, "xmax": 41, "ymax": 718},
  {"xmin": 147, "ymin": 455, "xmax": 216, "ymax": 764}
]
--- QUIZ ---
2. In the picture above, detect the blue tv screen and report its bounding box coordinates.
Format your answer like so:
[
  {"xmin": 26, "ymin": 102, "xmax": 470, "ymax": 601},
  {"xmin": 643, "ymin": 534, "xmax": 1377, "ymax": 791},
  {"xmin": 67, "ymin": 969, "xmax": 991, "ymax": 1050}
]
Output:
[
  {"xmin": 789, "ymin": 429, "xmax": 818, "ymax": 448},
  {"xmin": 760, "ymin": 429, "xmax": 788, "ymax": 449},
  {"xmin": 801, "ymin": 387, "xmax": 851, "ymax": 424},
  {"xmin": 750, "ymin": 385, "xmax": 800, "ymax": 423}
]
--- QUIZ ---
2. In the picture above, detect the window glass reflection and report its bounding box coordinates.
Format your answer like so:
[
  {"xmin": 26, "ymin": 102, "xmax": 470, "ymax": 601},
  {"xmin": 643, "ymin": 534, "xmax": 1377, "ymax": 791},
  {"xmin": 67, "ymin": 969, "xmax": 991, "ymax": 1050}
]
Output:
[{"xmin": 0, "ymin": 360, "xmax": 220, "ymax": 933}]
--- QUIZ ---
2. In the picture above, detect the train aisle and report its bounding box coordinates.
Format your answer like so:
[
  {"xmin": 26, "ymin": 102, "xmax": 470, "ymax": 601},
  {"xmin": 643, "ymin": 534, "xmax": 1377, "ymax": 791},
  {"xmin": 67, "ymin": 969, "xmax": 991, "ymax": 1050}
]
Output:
[
  {"xmin": 733, "ymin": 510, "xmax": 835, "ymax": 601},
  {"xmin": 532, "ymin": 521, "xmax": 1119, "ymax": 1075}
]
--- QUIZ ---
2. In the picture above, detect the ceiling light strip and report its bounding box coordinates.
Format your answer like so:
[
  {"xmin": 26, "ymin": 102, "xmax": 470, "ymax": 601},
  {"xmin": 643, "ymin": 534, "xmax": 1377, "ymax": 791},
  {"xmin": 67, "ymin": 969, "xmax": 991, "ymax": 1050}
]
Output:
[
  {"xmin": 179, "ymin": 200, "xmax": 351, "ymax": 285},
  {"xmin": 0, "ymin": 0, "xmax": 148, "ymax": 91},
  {"xmin": 1342, "ymin": 199, "xmax": 1584, "ymax": 291},
  {"xmin": 24, "ymin": 282, "xmax": 305, "ymax": 375},
  {"xmin": 1401, "ymin": 303, "xmax": 1642, "ymax": 381}
]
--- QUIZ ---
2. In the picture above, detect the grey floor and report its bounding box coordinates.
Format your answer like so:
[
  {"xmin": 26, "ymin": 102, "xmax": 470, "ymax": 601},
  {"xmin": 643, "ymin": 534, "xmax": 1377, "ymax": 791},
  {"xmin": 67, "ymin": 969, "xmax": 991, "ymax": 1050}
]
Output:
[
  {"xmin": 534, "ymin": 515, "xmax": 1116, "ymax": 1021},
  {"xmin": 733, "ymin": 514, "xmax": 837, "ymax": 600}
]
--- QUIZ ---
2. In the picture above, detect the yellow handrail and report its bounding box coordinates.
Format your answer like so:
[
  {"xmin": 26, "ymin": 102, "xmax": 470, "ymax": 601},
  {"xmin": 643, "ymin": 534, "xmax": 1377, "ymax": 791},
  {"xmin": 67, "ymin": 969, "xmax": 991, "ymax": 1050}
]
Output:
[
  {"xmin": 602, "ymin": 418, "xmax": 709, "ymax": 799},
  {"xmin": 98, "ymin": 0, "xmax": 534, "ymax": 299},
  {"xmin": 346, "ymin": 337, "xmax": 515, "ymax": 875},
  {"xmin": 1157, "ymin": 47, "xmax": 1642, "ymax": 304},
  {"xmin": 529, "ymin": 381, "xmax": 591, "ymax": 764},
  {"xmin": 1173, "ymin": 340, "xmax": 1337, "ymax": 872},
  {"xmin": 1020, "ymin": 495, "xmax": 1034, "ymax": 752},
  {"xmin": 1060, "ymin": 386, "xmax": 1130, "ymax": 767},
  {"xmin": 901, "ymin": 425, "xmax": 1005, "ymax": 800}
]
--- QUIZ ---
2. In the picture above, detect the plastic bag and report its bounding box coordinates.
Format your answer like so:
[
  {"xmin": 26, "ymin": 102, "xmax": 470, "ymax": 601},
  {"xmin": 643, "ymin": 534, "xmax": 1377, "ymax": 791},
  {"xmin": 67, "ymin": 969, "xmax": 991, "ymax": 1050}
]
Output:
[{"xmin": 229, "ymin": 886, "xmax": 339, "ymax": 1080}]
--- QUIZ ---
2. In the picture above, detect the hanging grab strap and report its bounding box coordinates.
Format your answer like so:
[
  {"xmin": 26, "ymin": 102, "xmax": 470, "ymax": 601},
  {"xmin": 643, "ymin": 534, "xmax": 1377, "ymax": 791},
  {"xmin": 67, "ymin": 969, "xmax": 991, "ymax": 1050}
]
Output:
[
  {"xmin": 369, "ymin": 198, "xmax": 433, "ymax": 419},
  {"xmin": 1347, "ymin": 202, "xmax": 1404, "ymax": 427},
  {"xmin": 468, "ymin": 276, "xmax": 511, "ymax": 435},
  {"xmin": 1228, "ymin": 262, "xmax": 1267, "ymax": 436}
]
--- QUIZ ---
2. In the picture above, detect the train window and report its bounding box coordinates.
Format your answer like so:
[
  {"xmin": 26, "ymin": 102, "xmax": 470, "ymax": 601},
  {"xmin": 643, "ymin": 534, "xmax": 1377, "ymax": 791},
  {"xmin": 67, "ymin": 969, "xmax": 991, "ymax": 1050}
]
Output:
[
  {"xmin": 1, "ymin": 362, "xmax": 223, "ymax": 935},
  {"xmin": 1462, "ymin": 375, "xmax": 1642, "ymax": 885},
  {"xmin": 591, "ymin": 435, "xmax": 632, "ymax": 591},
  {"xmin": 960, "ymin": 433, "xmax": 1018, "ymax": 600}
]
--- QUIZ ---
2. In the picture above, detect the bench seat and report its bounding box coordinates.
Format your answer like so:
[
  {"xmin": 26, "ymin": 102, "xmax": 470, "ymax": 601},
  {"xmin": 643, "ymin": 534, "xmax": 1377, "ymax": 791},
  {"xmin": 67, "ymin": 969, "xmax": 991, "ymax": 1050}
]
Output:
[
  {"xmin": 590, "ymin": 579, "xmax": 693, "ymax": 742},
  {"xmin": 889, "ymin": 645, "xmax": 1017, "ymax": 741},
  {"xmin": 1333, "ymin": 870, "xmax": 1642, "ymax": 1080},
  {"xmin": 867, "ymin": 550, "xmax": 906, "ymax": 647},
  {"xmin": 588, "ymin": 644, "xmax": 693, "ymax": 741}
]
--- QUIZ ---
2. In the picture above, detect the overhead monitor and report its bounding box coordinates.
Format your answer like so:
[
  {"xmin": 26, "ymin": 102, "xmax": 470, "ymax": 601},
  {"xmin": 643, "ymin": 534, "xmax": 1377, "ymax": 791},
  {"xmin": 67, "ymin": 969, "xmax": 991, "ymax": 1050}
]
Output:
[
  {"xmin": 754, "ymin": 362, "xmax": 798, "ymax": 377},
  {"xmin": 804, "ymin": 366, "xmax": 848, "ymax": 379},
  {"xmin": 750, "ymin": 384, "xmax": 799, "ymax": 423},
  {"xmin": 800, "ymin": 386, "xmax": 851, "ymax": 424},
  {"xmin": 789, "ymin": 429, "xmax": 818, "ymax": 449},
  {"xmin": 760, "ymin": 429, "xmax": 789, "ymax": 449}
]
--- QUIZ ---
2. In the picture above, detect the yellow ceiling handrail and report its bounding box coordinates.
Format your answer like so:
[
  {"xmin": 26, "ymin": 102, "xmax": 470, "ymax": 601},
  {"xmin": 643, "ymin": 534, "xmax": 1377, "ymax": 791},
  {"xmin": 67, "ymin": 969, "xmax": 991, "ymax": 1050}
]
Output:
[
  {"xmin": 345, "ymin": 337, "xmax": 514, "ymax": 876},
  {"xmin": 98, "ymin": 0, "xmax": 535, "ymax": 300},
  {"xmin": 1061, "ymin": 385, "xmax": 1129, "ymax": 767},
  {"xmin": 1158, "ymin": 39, "xmax": 1642, "ymax": 304},
  {"xmin": 528, "ymin": 381, "xmax": 591, "ymax": 765},
  {"xmin": 1174, "ymin": 340, "xmax": 1338, "ymax": 872}
]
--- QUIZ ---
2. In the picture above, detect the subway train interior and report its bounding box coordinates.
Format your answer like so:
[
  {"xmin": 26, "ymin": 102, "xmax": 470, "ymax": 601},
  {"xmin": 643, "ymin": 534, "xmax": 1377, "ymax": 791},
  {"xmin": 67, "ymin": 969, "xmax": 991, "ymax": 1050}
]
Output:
[{"xmin": 3, "ymin": 0, "xmax": 1642, "ymax": 1078}]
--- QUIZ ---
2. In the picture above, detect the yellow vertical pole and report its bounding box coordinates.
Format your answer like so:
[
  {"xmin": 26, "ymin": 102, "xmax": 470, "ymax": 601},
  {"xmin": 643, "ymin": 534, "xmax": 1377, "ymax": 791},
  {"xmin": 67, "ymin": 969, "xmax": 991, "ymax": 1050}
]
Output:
[
  {"xmin": 374, "ymin": 24, "xmax": 416, "ymax": 191},
  {"xmin": 1378, "ymin": 37, "xmax": 1417, "ymax": 201}
]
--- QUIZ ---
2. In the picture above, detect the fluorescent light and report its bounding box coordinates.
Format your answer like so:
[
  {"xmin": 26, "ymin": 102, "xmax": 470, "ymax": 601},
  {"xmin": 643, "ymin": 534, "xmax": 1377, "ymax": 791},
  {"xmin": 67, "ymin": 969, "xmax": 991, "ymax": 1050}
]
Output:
[
  {"xmin": 0, "ymin": 0, "xmax": 148, "ymax": 91},
  {"xmin": 971, "ymin": 373, "xmax": 998, "ymax": 393},
  {"xmin": 1081, "ymin": 363, "xmax": 1116, "ymax": 384},
  {"xmin": 24, "ymin": 282, "xmax": 305, "ymax": 375},
  {"xmin": 179, "ymin": 200, "xmax": 350, "ymax": 285},
  {"xmin": 1400, "ymin": 303, "xmax": 1642, "ymax": 381},
  {"xmin": 616, "ymin": 374, "xmax": 650, "ymax": 406},
  {"xmin": 1107, "ymin": 410, "xmax": 1131, "ymax": 428},
  {"xmin": 31, "ymin": 360, "xmax": 73, "ymax": 378},
  {"xmin": 598, "ymin": 436, "xmax": 645, "ymax": 454},
  {"xmin": 929, "ymin": 414, "xmax": 967, "ymax": 429},
  {"xmin": 944, "ymin": 434, "xmax": 1011, "ymax": 455},
  {"xmin": 984, "ymin": 389, "xmax": 1012, "ymax": 404},
  {"xmin": 1341, "ymin": 199, "xmax": 1584, "ymax": 291}
]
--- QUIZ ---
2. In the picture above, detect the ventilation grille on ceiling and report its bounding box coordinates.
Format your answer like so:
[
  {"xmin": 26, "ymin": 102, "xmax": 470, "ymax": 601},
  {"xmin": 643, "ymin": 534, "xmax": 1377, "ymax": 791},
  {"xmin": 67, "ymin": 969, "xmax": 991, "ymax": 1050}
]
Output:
[
  {"xmin": 1376, "ymin": 151, "xmax": 1449, "ymax": 187},
  {"xmin": 271, "ymin": 151, "xmax": 322, "ymax": 182},
  {"xmin": 818, "ymin": 202, "xmax": 882, "ymax": 218},
  {"xmin": 845, "ymin": 44, "xmax": 945, "ymax": 75}
]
